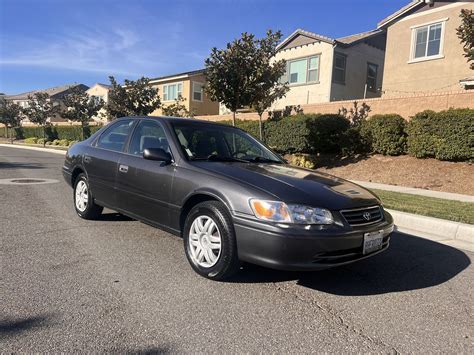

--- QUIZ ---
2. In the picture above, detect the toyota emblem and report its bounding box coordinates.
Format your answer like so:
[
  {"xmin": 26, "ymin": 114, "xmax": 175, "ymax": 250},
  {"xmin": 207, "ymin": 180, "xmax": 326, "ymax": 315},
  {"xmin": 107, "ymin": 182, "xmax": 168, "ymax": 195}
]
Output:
[{"xmin": 363, "ymin": 212, "xmax": 372, "ymax": 220}]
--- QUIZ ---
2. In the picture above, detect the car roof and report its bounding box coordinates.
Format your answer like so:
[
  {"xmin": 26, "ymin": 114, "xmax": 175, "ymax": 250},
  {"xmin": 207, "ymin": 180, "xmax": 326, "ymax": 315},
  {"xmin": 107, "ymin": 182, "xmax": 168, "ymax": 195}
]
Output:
[{"xmin": 116, "ymin": 116, "xmax": 233, "ymax": 127}]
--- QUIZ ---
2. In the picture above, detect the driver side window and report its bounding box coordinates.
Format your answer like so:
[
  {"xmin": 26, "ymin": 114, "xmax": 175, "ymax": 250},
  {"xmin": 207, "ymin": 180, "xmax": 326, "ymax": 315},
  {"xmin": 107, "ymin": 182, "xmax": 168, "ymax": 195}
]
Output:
[{"xmin": 128, "ymin": 120, "xmax": 170, "ymax": 156}]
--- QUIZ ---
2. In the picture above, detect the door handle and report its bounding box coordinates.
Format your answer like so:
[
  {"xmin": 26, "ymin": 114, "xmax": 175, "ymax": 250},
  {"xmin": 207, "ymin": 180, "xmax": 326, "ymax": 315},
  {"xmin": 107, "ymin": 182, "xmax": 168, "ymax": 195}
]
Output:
[
  {"xmin": 119, "ymin": 164, "xmax": 129, "ymax": 173},
  {"xmin": 84, "ymin": 155, "xmax": 92, "ymax": 163}
]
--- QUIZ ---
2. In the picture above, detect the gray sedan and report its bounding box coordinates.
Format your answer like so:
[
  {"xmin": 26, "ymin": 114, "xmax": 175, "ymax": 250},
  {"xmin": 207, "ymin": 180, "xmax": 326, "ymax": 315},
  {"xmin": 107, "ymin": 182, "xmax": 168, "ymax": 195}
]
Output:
[{"xmin": 63, "ymin": 116, "xmax": 394, "ymax": 280}]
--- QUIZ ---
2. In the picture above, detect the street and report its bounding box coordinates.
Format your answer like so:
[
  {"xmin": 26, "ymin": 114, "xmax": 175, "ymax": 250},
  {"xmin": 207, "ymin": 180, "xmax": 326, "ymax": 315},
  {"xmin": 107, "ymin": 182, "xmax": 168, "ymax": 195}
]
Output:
[{"xmin": 0, "ymin": 145, "xmax": 472, "ymax": 353}]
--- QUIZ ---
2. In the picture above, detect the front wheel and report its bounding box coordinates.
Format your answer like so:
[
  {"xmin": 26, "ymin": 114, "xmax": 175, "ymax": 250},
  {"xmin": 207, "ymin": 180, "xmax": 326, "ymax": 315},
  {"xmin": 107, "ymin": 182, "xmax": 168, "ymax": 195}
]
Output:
[
  {"xmin": 183, "ymin": 201, "xmax": 240, "ymax": 280},
  {"xmin": 74, "ymin": 173, "xmax": 103, "ymax": 220}
]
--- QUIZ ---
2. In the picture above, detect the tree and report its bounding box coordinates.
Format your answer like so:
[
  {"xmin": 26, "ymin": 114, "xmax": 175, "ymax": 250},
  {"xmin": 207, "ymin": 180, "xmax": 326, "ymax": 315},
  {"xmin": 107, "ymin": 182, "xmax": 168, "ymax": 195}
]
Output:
[
  {"xmin": 106, "ymin": 76, "xmax": 161, "ymax": 120},
  {"xmin": 206, "ymin": 30, "xmax": 285, "ymax": 126},
  {"xmin": 162, "ymin": 96, "xmax": 195, "ymax": 117},
  {"xmin": 62, "ymin": 86, "xmax": 104, "ymax": 140},
  {"xmin": 456, "ymin": 8, "xmax": 474, "ymax": 70},
  {"xmin": 251, "ymin": 31, "xmax": 289, "ymax": 140},
  {"xmin": 0, "ymin": 98, "xmax": 23, "ymax": 143},
  {"xmin": 24, "ymin": 92, "xmax": 59, "ymax": 146}
]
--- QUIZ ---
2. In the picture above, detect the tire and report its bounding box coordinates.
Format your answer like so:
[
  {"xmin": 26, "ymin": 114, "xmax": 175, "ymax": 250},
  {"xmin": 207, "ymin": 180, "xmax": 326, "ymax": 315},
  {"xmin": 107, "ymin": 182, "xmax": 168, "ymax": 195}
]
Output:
[
  {"xmin": 73, "ymin": 173, "xmax": 103, "ymax": 220},
  {"xmin": 183, "ymin": 201, "xmax": 240, "ymax": 280}
]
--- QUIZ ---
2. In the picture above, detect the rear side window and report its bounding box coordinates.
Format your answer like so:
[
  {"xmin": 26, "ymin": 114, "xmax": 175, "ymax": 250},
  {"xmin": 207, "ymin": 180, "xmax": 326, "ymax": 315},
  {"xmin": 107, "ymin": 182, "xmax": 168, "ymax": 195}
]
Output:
[{"xmin": 96, "ymin": 119, "xmax": 134, "ymax": 152}]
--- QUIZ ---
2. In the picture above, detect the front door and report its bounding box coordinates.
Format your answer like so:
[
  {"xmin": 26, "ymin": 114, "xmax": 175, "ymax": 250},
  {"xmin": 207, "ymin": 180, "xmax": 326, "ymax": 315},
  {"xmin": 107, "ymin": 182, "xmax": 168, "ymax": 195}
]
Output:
[
  {"xmin": 116, "ymin": 120, "xmax": 175, "ymax": 227},
  {"xmin": 85, "ymin": 119, "xmax": 135, "ymax": 208}
]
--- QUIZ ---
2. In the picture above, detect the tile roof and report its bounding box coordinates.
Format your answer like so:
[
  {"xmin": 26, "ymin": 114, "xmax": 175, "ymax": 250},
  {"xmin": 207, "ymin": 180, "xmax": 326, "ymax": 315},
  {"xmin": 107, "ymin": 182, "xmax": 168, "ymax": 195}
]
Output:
[
  {"xmin": 6, "ymin": 83, "xmax": 88, "ymax": 100},
  {"xmin": 150, "ymin": 69, "xmax": 206, "ymax": 83},
  {"xmin": 336, "ymin": 29, "xmax": 384, "ymax": 45},
  {"xmin": 377, "ymin": 0, "xmax": 423, "ymax": 28},
  {"xmin": 277, "ymin": 28, "xmax": 385, "ymax": 51}
]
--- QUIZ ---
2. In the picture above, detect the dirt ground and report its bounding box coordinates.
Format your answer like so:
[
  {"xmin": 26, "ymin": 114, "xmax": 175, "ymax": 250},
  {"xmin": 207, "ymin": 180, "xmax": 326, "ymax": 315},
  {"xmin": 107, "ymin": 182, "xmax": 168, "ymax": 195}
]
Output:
[{"xmin": 299, "ymin": 154, "xmax": 474, "ymax": 195}]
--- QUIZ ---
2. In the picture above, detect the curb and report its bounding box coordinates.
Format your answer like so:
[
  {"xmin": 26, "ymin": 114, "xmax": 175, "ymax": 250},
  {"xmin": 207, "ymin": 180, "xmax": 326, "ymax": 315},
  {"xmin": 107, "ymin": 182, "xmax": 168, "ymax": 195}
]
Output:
[
  {"xmin": 387, "ymin": 209, "xmax": 474, "ymax": 252},
  {"xmin": 0, "ymin": 143, "xmax": 67, "ymax": 155}
]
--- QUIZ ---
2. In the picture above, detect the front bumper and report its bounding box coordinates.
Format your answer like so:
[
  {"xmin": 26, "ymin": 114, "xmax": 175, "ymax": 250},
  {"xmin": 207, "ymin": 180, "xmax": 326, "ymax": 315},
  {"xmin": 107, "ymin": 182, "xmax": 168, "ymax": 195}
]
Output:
[{"xmin": 233, "ymin": 210, "xmax": 394, "ymax": 271}]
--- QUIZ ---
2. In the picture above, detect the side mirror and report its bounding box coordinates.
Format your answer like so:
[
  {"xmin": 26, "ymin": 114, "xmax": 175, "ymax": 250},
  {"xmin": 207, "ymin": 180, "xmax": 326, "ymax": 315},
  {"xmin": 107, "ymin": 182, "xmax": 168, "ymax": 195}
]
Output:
[{"xmin": 143, "ymin": 148, "xmax": 172, "ymax": 163}]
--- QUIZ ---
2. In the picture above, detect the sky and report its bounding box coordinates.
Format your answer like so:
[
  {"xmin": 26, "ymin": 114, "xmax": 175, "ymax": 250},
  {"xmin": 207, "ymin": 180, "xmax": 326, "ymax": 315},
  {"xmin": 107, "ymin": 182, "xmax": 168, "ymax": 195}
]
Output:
[{"xmin": 0, "ymin": 0, "xmax": 408, "ymax": 95}]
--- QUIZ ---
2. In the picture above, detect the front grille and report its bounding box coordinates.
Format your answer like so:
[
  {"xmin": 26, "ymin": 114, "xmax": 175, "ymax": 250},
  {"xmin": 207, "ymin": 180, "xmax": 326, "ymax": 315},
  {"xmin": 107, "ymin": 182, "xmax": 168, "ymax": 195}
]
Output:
[{"xmin": 340, "ymin": 205, "xmax": 383, "ymax": 226}]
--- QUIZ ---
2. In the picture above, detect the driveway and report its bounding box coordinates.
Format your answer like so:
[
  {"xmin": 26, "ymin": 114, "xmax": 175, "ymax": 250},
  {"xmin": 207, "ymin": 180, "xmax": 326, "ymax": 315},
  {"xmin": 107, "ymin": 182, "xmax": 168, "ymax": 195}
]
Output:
[{"xmin": 0, "ymin": 145, "xmax": 472, "ymax": 353}]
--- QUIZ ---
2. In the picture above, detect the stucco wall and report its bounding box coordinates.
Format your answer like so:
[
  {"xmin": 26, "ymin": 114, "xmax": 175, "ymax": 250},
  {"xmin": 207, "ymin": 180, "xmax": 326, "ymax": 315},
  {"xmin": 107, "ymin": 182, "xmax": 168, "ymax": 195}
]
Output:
[
  {"xmin": 271, "ymin": 41, "xmax": 334, "ymax": 109},
  {"xmin": 196, "ymin": 91, "xmax": 474, "ymax": 121},
  {"xmin": 382, "ymin": 1, "xmax": 473, "ymax": 97},
  {"xmin": 188, "ymin": 73, "xmax": 220, "ymax": 116},
  {"xmin": 330, "ymin": 42, "xmax": 385, "ymax": 101},
  {"xmin": 151, "ymin": 75, "xmax": 218, "ymax": 117}
]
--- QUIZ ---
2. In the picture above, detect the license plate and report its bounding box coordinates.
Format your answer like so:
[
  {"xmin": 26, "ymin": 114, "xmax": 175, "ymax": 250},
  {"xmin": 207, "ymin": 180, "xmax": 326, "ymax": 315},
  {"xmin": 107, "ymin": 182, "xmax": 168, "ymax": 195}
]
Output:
[{"xmin": 363, "ymin": 230, "xmax": 384, "ymax": 254}]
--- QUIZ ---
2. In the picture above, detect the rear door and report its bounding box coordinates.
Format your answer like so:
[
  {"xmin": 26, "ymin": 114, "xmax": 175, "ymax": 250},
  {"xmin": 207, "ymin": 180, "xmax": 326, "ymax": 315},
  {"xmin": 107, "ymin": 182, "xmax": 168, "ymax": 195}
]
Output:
[
  {"xmin": 116, "ymin": 119, "xmax": 175, "ymax": 227},
  {"xmin": 84, "ymin": 119, "xmax": 135, "ymax": 208}
]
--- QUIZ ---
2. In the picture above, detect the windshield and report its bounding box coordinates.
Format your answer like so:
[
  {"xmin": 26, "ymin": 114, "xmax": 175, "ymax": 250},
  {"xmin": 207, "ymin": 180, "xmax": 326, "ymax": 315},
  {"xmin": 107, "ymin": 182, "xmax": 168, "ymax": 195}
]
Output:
[{"xmin": 171, "ymin": 122, "xmax": 284, "ymax": 163}]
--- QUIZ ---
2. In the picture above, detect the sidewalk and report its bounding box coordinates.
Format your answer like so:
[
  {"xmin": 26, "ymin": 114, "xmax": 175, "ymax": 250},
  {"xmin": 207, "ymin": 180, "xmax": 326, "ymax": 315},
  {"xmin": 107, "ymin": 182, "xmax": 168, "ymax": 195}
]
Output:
[{"xmin": 351, "ymin": 180, "xmax": 474, "ymax": 203}]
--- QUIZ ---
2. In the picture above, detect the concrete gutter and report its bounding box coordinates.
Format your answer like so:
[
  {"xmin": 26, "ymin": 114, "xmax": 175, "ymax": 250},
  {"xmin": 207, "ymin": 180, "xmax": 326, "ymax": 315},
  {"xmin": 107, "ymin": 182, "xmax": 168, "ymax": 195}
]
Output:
[
  {"xmin": 0, "ymin": 143, "xmax": 67, "ymax": 155},
  {"xmin": 387, "ymin": 209, "xmax": 474, "ymax": 253},
  {"xmin": 352, "ymin": 180, "xmax": 474, "ymax": 203}
]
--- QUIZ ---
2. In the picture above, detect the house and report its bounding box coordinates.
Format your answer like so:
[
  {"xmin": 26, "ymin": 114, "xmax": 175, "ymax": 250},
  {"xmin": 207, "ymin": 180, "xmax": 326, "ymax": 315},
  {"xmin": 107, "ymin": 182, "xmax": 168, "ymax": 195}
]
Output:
[
  {"xmin": 6, "ymin": 83, "xmax": 89, "ymax": 124},
  {"xmin": 149, "ymin": 69, "xmax": 219, "ymax": 116},
  {"xmin": 86, "ymin": 83, "xmax": 111, "ymax": 123},
  {"xmin": 270, "ymin": 28, "xmax": 386, "ymax": 110},
  {"xmin": 378, "ymin": 0, "xmax": 474, "ymax": 97}
]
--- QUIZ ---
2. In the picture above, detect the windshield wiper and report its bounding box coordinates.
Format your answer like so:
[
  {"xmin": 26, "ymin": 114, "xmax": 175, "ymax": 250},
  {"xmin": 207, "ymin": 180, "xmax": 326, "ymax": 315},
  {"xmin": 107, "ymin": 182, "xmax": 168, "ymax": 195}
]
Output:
[
  {"xmin": 247, "ymin": 156, "xmax": 283, "ymax": 164},
  {"xmin": 190, "ymin": 155, "xmax": 249, "ymax": 163}
]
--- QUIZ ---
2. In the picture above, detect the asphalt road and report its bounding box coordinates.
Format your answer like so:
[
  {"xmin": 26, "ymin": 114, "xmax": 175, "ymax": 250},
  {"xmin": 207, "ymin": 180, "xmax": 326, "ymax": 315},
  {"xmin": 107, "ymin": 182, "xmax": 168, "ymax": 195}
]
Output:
[{"xmin": 1, "ymin": 145, "xmax": 473, "ymax": 353}]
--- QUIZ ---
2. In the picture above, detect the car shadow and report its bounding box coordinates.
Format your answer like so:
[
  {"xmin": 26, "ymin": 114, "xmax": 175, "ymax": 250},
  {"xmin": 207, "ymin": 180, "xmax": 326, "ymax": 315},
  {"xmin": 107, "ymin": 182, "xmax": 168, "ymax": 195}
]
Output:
[
  {"xmin": 0, "ymin": 314, "xmax": 56, "ymax": 337},
  {"xmin": 229, "ymin": 232, "xmax": 471, "ymax": 296},
  {"xmin": 98, "ymin": 212, "xmax": 135, "ymax": 222}
]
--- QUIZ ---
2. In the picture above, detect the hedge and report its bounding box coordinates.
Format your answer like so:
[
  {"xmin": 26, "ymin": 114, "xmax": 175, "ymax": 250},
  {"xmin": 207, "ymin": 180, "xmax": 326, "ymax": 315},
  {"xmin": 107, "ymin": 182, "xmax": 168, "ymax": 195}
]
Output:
[
  {"xmin": 360, "ymin": 114, "xmax": 407, "ymax": 156},
  {"xmin": 0, "ymin": 125, "xmax": 103, "ymax": 141},
  {"xmin": 407, "ymin": 109, "xmax": 473, "ymax": 161},
  {"xmin": 220, "ymin": 114, "xmax": 350, "ymax": 154}
]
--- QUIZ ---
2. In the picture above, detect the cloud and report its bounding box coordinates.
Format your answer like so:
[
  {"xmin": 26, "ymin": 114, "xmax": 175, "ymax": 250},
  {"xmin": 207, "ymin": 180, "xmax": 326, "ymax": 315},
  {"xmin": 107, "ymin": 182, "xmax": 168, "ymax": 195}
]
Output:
[{"xmin": 0, "ymin": 22, "xmax": 184, "ymax": 78}]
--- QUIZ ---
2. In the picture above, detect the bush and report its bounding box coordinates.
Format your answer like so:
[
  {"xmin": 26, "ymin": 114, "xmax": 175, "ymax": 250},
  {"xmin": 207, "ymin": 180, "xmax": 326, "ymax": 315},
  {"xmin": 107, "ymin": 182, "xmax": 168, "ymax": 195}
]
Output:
[
  {"xmin": 220, "ymin": 114, "xmax": 351, "ymax": 154},
  {"xmin": 24, "ymin": 137, "xmax": 38, "ymax": 144},
  {"xmin": 52, "ymin": 139, "xmax": 60, "ymax": 146},
  {"xmin": 361, "ymin": 114, "xmax": 407, "ymax": 155},
  {"xmin": 14, "ymin": 124, "xmax": 103, "ymax": 141},
  {"xmin": 37, "ymin": 138, "xmax": 45, "ymax": 145},
  {"xmin": 58, "ymin": 139, "xmax": 69, "ymax": 146},
  {"xmin": 407, "ymin": 108, "xmax": 473, "ymax": 161}
]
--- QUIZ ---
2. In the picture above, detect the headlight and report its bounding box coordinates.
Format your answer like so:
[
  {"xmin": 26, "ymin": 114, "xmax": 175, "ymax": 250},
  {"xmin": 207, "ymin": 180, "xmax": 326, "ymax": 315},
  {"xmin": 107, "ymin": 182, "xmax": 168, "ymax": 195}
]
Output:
[{"xmin": 249, "ymin": 199, "xmax": 333, "ymax": 225}]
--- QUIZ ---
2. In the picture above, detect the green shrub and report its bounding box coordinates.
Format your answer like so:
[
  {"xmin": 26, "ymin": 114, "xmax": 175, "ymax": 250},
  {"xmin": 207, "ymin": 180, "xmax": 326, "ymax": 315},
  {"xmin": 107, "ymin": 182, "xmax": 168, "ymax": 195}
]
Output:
[
  {"xmin": 407, "ymin": 108, "xmax": 473, "ymax": 161},
  {"xmin": 361, "ymin": 114, "xmax": 407, "ymax": 155},
  {"xmin": 219, "ymin": 114, "xmax": 350, "ymax": 154},
  {"xmin": 24, "ymin": 137, "xmax": 38, "ymax": 144},
  {"xmin": 52, "ymin": 139, "xmax": 60, "ymax": 146},
  {"xmin": 37, "ymin": 138, "xmax": 46, "ymax": 145},
  {"xmin": 58, "ymin": 139, "xmax": 69, "ymax": 146},
  {"xmin": 45, "ymin": 140, "xmax": 52, "ymax": 145},
  {"xmin": 14, "ymin": 124, "xmax": 103, "ymax": 141}
]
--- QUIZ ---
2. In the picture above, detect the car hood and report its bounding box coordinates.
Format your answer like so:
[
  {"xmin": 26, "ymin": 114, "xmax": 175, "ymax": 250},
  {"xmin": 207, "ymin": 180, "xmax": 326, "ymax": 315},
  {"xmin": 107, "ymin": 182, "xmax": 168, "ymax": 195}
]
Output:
[{"xmin": 195, "ymin": 162, "xmax": 380, "ymax": 211}]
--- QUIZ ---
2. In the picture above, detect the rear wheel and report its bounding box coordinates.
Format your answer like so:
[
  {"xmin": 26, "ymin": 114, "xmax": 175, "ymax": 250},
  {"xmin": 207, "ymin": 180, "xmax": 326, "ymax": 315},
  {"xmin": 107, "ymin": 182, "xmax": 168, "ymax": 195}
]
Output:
[
  {"xmin": 183, "ymin": 201, "xmax": 240, "ymax": 280},
  {"xmin": 74, "ymin": 173, "xmax": 103, "ymax": 220}
]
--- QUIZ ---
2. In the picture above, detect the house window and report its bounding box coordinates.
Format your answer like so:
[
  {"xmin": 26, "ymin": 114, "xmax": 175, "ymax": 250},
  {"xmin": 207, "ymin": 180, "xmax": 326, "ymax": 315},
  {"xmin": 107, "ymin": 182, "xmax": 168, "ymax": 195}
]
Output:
[
  {"xmin": 333, "ymin": 53, "xmax": 346, "ymax": 84},
  {"xmin": 287, "ymin": 55, "xmax": 320, "ymax": 85},
  {"xmin": 163, "ymin": 83, "xmax": 183, "ymax": 101},
  {"xmin": 192, "ymin": 82, "xmax": 204, "ymax": 101},
  {"xmin": 412, "ymin": 22, "xmax": 443, "ymax": 60},
  {"xmin": 366, "ymin": 63, "xmax": 378, "ymax": 92}
]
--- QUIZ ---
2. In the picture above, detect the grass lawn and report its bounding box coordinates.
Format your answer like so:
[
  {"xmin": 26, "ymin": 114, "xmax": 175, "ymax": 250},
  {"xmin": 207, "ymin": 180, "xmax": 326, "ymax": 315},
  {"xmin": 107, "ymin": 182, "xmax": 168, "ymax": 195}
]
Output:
[{"xmin": 371, "ymin": 189, "xmax": 474, "ymax": 224}]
